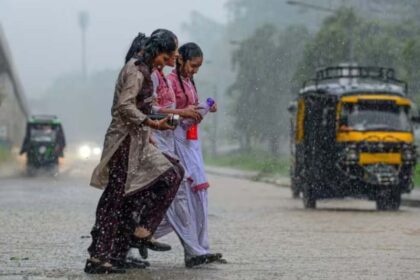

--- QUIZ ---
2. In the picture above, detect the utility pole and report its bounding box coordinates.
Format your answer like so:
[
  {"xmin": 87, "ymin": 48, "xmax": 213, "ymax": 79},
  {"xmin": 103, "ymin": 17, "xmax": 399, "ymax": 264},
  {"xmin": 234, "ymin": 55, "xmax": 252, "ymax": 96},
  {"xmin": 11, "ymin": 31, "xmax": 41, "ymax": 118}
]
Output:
[{"xmin": 78, "ymin": 11, "xmax": 89, "ymax": 81}]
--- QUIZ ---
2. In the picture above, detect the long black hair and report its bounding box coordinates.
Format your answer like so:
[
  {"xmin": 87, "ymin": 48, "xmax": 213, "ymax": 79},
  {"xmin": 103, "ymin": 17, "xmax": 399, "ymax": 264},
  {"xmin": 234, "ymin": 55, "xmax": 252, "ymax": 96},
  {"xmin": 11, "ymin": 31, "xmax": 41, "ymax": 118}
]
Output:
[
  {"xmin": 176, "ymin": 42, "xmax": 203, "ymax": 97},
  {"xmin": 125, "ymin": 33, "xmax": 148, "ymax": 63},
  {"xmin": 136, "ymin": 29, "xmax": 178, "ymax": 69},
  {"xmin": 151, "ymin": 28, "xmax": 177, "ymax": 42}
]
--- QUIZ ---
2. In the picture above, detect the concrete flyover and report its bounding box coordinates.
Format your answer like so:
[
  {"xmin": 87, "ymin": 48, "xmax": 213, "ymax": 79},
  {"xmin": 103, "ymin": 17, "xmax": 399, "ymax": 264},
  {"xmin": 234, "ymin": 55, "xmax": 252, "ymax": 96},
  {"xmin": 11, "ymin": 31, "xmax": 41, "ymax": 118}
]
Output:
[{"xmin": 0, "ymin": 23, "xmax": 29, "ymax": 149}]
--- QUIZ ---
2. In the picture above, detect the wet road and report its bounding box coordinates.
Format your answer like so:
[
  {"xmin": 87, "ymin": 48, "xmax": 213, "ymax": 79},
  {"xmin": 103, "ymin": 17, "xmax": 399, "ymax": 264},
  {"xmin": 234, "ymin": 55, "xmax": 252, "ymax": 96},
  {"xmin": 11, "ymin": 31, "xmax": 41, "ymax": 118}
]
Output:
[{"xmin": 1, "ymin": 167, "xmax": 420, "ymax": 280}]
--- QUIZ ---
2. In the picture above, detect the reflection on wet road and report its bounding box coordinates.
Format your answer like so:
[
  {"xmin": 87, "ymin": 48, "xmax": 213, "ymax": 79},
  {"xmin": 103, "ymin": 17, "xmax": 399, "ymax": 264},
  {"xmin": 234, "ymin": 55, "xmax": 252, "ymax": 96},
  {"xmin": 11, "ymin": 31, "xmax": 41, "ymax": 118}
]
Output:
[{"xmin": 1, "ymin": 166, "xmax": 420, "ymax": 280}]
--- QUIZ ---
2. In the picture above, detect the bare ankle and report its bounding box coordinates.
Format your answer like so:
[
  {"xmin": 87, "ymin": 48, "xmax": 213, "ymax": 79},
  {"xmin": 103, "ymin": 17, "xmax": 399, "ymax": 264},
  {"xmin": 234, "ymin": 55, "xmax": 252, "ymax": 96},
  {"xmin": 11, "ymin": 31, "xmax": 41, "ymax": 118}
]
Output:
[{"xmin": 134, "ymin": 227, "xmax": 151, "ymax": 238}]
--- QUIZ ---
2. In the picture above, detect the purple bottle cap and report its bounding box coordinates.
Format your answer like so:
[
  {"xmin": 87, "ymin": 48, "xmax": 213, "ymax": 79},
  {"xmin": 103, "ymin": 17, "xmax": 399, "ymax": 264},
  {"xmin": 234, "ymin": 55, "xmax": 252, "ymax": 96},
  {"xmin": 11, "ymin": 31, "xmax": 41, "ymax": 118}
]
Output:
[{"xmin": 206, "ymin": 98, "xmax": 215, "ymax": 107}]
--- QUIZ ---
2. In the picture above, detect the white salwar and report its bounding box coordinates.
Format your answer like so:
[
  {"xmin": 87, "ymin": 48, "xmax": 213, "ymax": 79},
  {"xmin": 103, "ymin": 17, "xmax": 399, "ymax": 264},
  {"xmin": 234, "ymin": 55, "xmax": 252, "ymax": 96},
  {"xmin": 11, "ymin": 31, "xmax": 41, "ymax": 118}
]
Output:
[
  {"xmin": 154, "ymin": 178, "xmax": 209, "ymax": 258},
  {"xmin": 165, "ymin": 125, "xmax": 210, "ymax": 257},
  {"xmin": 152, "ymin": 117, "xmax": 210, "ymax": 257},
  {"xmin": 150, "ymin": 72, "xmax": 209, "ymax": 257}
]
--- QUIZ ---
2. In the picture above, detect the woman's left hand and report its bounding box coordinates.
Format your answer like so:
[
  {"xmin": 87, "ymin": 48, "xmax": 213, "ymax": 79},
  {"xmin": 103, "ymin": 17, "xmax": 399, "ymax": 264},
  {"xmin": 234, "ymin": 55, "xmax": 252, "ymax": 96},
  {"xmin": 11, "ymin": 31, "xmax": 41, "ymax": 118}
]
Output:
[{"xmin": 210, "ymin": 103, "xmax": 218, "ymax": 113}]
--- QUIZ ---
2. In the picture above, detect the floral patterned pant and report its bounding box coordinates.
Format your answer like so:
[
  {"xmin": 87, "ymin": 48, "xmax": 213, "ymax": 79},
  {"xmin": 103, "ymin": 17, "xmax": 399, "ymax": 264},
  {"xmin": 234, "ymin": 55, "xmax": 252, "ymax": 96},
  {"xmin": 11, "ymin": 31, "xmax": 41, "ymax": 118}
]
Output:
[{"xmin": 88, "ymin": 137, "xmax": 184, "ymax": 261}]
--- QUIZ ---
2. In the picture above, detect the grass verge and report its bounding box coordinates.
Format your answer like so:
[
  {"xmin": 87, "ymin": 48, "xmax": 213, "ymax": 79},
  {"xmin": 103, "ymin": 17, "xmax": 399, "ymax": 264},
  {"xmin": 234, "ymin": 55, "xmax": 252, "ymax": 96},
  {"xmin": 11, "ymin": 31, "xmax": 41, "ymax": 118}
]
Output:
[
  {"xmin": 206, "ymin": 151, "xmax": 420, "ymax": 188},
  {"xmin": 0, "ymin": 146, "xmax": 11, "ymax": 164},
  {"xmin": 413, "ymin": 166, "xmax": 420, "ymax": 187},
  {"xmin": 205, "ymin": 151, "xmax": 289, "ymax": 176}
]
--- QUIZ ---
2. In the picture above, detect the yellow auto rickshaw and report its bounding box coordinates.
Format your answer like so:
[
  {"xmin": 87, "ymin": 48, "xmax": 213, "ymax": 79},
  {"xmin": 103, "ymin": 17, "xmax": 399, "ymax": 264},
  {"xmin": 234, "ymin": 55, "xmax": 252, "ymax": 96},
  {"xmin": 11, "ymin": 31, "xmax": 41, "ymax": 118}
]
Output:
[{"xmin": 289, "ymin": 65, "xmax": 419, "ymax": 210}]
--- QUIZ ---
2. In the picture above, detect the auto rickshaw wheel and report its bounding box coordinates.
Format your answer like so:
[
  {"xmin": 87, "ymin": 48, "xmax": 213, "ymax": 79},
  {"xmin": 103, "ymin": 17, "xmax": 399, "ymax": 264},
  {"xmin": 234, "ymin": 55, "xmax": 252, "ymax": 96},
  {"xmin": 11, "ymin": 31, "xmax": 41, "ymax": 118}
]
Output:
[
  {"xmin": 48, "ymin": 163, "xmax": 59, "ymax": 176},
  {"xmin": 291, "ymin": 178, "xmax": 300, "ymax": 199},
  {"xmin": 303, "ymin": 185, "xmax": 316, "ymax": 209},
  {"xmin": 292, "ymin": 188, "xmax": 300, "ymax": 199},
  {"xmin": 26, "ymin": 163, "xmax": 37, "ymax": 177},
  {"xmin": 376, "ymin": 187, "xmax": 401, "ymax": 211}
]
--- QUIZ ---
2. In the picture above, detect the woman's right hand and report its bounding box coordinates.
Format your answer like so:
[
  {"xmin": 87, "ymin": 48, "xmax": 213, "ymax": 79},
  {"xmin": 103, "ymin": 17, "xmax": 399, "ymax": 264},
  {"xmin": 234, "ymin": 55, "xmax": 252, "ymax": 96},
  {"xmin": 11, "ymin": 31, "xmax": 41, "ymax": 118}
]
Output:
[
  {"xmin": 146, "ymin": 117, "xmax": 174, "ymax": 131},
  {"xmin": 180, "ymin": 105, "xmax": 202, "ymax": 122},
  {"xmin": 156, "ymin": 116, "xmax": 175, "ymax": 131}
]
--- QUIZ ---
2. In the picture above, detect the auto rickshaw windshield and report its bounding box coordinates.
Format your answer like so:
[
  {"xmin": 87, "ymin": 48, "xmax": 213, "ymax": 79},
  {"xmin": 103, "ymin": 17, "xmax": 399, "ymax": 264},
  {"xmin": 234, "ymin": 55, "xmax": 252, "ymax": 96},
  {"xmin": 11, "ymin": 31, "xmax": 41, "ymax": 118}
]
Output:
[
  {"xmin": 30, "ymin": 125, "xmax": 57, "ymax": 142},
  {"xmin": 340, "ymin": 102, "xmax": 412, "ymax": 132}
]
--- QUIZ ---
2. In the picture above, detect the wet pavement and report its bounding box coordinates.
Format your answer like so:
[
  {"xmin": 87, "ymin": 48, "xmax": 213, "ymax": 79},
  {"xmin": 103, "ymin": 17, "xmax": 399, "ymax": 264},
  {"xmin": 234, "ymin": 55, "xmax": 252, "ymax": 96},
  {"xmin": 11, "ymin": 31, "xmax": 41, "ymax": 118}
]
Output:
[{"xmin": 1, "ymin": 166, "xmax": 420, "ymax": 280}]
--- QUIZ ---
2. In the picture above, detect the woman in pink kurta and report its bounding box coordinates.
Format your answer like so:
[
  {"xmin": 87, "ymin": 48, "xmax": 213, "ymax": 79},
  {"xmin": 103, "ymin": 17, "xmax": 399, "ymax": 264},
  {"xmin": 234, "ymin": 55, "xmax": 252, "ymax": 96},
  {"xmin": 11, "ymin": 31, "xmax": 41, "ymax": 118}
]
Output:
[
  {"xmin": 151, "ymin": 69, "xmax": 202, "ymax": 155},
  {"xmin": 152, "ymin": 66, "xmax": 210, "ymax": 262},
  {"xmin": 152, "ymin": 56, "xmax": 217, "ymax": 267},
  {"xmin": 167, "ymin": 42, "xmax": 226, "ymax": 267}
]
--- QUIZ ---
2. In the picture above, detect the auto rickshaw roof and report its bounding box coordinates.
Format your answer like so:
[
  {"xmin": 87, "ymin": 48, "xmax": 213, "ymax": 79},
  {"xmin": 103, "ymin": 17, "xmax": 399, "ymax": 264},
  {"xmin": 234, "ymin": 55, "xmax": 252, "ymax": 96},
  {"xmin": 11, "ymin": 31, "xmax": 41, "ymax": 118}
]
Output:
[
  {"xmin": 28, "ymin": 115, "xmax": 61, "ymax": 125},
  {"xmin": 299, "ymin": 65, "xmax": 407, "ymax": 98}
]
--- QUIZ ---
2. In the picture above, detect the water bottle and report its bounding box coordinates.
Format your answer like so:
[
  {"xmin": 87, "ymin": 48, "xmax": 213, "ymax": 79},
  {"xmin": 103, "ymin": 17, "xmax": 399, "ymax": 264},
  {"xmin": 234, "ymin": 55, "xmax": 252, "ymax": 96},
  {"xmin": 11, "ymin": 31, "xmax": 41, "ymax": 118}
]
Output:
[
  {"xmin": 181, "ymin": 98, "xmax": 215, "ymax": 129},
  {"xmin": 197, "ymin": 97, "xmax": 215, "ymax": 116}
]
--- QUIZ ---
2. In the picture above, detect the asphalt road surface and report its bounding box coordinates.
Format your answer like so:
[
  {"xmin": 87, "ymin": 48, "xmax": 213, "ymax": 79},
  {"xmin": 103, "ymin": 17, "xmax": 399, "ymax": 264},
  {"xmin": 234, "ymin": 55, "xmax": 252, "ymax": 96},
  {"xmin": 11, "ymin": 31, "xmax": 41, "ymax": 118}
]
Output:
[{"xmin": 1, "ymin": 164, "xmax": 420, "ymax": 280}]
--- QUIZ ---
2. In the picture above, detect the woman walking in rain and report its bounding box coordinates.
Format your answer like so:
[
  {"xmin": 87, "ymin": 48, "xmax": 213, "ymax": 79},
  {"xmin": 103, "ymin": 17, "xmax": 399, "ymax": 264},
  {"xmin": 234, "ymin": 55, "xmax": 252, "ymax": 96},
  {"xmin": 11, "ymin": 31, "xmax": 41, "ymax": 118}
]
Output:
[
  {"xmin": 104, "ymin": 31, "xmax": 178, "ymax": 268},
  {"xmin": 148, "ymin": 40, "xmax": 223, "ymax": 267},
  {"xmin": 85, "ymin": 30, "xmax": 183, "ymax": 274},
  {"xmin": 163, "ymin": 42, "xmax": 226, "ymax": 267}
]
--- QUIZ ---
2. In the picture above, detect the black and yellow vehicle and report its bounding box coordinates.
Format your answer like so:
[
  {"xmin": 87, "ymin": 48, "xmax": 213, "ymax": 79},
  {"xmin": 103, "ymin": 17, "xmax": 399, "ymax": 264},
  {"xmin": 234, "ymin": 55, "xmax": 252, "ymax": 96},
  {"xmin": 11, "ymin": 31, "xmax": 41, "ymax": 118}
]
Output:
[
  {"xmin": 20, "ymin": 115, "xmax": 66, "ymax": 176},
  {"xmin": 289, "ymin": 65, "xmax": 419, "ymax": 210}
]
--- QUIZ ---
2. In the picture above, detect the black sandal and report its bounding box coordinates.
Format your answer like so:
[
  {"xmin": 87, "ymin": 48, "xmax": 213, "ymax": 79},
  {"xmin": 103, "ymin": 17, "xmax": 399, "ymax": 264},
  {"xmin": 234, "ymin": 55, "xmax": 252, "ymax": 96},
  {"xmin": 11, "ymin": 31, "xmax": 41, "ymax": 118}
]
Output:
[
  {"xmin": 84, "ymin": 259, "xmax": 126, "ymax": 274},
  {"xmin": 130, "ymin": 235, "xmax": 171, "ymax": 259},
  {"xmin": 206, "ymin": 253, "xmax": 227, "ymax": 264},
  {"xmin": 138, "ymin": 244, "xmax": 148, "ymax": 259},
  {"xmin": 185, "ymin": 255, "xmax": 208, "ymax": 268},
  {"xmin": 126, "ymin": 256, "xmax": 150, "ymax": 267},
  {"xmin": 145, "ymin": 239, "xmax": 171, "ymax": 251},
  {"xmin": 110, "ymin": 257, "xmax": 147, "ymax": 269},
  {"xmin": 130, "ymin": 235, "xmax": 171, "ymax": 251}
]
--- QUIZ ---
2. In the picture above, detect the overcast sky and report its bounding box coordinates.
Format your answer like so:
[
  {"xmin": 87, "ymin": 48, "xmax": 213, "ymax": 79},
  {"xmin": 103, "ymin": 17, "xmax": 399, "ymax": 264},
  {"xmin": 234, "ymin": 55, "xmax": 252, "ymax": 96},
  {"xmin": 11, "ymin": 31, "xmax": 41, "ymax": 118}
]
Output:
[{"xmin": 0, "ymin": 0, "xmax": 228, "ymax": 97}]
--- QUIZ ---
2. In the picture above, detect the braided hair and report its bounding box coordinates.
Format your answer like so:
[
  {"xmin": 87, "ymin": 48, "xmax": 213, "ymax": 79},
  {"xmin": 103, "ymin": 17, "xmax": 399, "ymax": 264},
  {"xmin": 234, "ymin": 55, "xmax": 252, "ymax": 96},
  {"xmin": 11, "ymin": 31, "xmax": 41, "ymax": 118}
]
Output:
[
  {"xmin": 175, "ymin": 42, "xmax": 203, "ymax": 102},
  {"xmin": 136, "ymin": 29, "xmax": 178, "ymax": 69},
  {"xmin": 125, "ymin": 33, "xmax": 148, "ymax": 63}
]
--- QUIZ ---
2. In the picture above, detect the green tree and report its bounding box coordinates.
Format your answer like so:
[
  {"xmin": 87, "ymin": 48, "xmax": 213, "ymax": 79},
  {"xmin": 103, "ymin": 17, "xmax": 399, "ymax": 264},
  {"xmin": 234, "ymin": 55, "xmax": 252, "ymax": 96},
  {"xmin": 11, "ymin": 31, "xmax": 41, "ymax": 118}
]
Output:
[
  {"xmin": 294, "ymin": 8, "xmax": 420, "ymax": 99},
  {"xmin": 0, "ymin": 83, "xmax": 5, "ymax": 106},
  {"xmin": 229, "ymin": 25, "xmax": 310, "ymax": 154},
  {"xmin": 228, "ymin": 25, "xmax": 277, "ymax": 150},
  {"xmin": 402, "ymin": 38, "xmax": 420, "ymax": 102}
]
